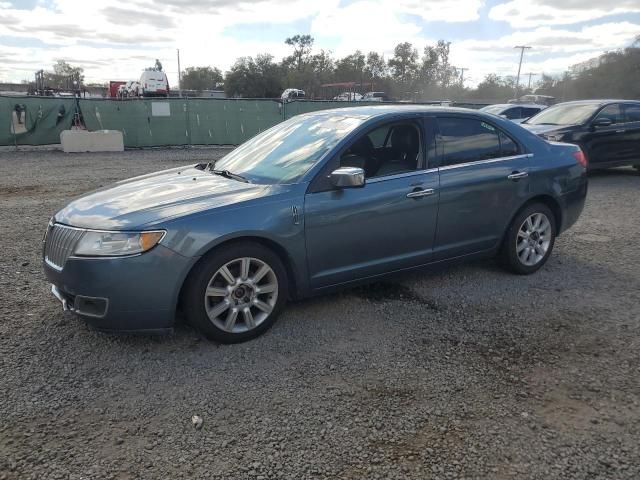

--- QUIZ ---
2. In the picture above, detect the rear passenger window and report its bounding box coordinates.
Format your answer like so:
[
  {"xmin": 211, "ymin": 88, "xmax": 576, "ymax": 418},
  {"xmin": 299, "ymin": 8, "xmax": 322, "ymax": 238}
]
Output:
[
  {"xmin": 438, "ymin": 118, "xmax": 501, "ymax": 166},
  {"xmin": 499, "ymin": 131, "xmax": 520, "ymax": 157},
  {"xmin": 624, "ymin": 104, "xmax": 640, "ymax": 122}
]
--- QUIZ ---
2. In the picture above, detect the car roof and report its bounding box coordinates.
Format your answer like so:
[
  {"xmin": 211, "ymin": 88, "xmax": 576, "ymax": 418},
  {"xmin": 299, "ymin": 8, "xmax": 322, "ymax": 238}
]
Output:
[
  {"xmin": 485, "ymin": 103, "xmax": 544, "ymax": 109},
  {"xmin": 299, "ymin": 105, "xmax": 503, "ymax": 121},
  {"xmin": 553, "ymin": 99, "xmax": 640, "ymax": 107}
]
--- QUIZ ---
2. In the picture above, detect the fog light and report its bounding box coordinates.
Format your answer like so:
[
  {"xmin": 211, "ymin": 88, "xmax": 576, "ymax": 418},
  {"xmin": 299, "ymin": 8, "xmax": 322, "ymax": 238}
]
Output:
[{"xmin": 74, "ymin": 295, "xmax": 108, "ymax": 318}]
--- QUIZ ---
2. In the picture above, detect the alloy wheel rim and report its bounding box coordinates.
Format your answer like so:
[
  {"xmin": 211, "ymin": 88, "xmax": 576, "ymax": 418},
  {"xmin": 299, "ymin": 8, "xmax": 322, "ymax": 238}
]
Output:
[
  {"xmin": 517, "ymin": 212, "xmax": 552, "ymax": 266},
  {"xmin": 204, "ymin": 257, "xmax": 278, "ymax": 333}
]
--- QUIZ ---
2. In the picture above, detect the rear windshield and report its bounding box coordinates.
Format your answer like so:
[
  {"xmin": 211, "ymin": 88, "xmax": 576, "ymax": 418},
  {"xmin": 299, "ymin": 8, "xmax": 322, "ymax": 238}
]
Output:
[{"xmin": 481, "ymin": 105, "xmax": 507, "ymax": 114}]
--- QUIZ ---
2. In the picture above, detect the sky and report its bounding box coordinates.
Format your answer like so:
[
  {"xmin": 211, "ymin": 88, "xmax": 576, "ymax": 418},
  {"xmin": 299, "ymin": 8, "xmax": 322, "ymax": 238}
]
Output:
[{"xmin": 0, "ymin": 0, "xmax": 639, "ymax": 88}]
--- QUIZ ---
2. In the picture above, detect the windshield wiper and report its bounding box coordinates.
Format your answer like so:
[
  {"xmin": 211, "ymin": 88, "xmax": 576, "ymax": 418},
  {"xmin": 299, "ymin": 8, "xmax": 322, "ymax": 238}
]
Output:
[
  {"xmin": 211, "ymin": 169, "xmax": 250, "ymax": 183},
  {"xmin": 197, "ymin": 160, "xmax": 250, "ymax": 183}
]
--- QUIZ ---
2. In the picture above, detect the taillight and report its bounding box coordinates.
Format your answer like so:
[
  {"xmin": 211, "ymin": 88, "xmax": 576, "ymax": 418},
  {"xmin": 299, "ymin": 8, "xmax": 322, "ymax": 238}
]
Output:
[{"xmin": 573, "ymin": 149, "xmax": 587, "ymax": 168}]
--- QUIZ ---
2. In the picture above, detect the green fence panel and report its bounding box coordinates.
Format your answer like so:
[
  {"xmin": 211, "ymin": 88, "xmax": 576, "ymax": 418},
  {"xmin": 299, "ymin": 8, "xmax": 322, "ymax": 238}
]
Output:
[
  {"xmin": 187, "ymin": 98, "xmax": 228, "ymax": 146},
  {"xmin": 188, "ymin": 99, "xmax": 282, "ymax": 145},
  {"xmin": 79, "ymin": 98, "xmax": 282, "ymax": 147},
  {"xmin": 3, "ymin": 96, "xmax": 490, "ymax": 148},
  {"xmin": 80, "ymin": 99, "xmax": 190, "ymax": 148},
  {"xmin": 0, "ymin": 95, "xmax": 76, "ymax": 146}
]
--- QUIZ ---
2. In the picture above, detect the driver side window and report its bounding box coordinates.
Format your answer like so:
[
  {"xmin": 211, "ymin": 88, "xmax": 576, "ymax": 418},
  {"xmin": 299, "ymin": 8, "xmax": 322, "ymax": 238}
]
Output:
[
  {"xmin": 340, "ymin": 122, "xmax": 422, "ymax": 178},
  {"xmin": 595, "ymin": 104, "xmax": 623, "ymax": 124}
]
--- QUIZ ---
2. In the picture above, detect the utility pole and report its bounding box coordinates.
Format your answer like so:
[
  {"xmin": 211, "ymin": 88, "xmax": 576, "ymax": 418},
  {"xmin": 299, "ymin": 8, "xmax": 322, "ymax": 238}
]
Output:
[
  {"xmin": 457, "ymin": 67, "xmax": 468, "ymax": 86},
  {"xmin": 177, "ymin": 48, "xmax": 182, "ymax": 97},
  {"xmin": 526, "ymin": 72, "xmax": 537, "ymax": 90},
  {"xmin": 514, "ymin": 45, "xmax": 531, "ymax": 99}
]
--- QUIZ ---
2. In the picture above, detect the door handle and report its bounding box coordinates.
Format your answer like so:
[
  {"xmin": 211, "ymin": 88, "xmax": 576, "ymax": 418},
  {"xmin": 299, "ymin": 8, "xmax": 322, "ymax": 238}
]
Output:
[
  {"xmin": 406, "ymin": 188, "xmax": 435, "ymax": 198},
  {"xmin": 508, "ymin": 171, "xmax": 528, "ymax": 181},
  {"xmin": 616, "ymin": 129, "xmax": 626, "ymax": 133}
]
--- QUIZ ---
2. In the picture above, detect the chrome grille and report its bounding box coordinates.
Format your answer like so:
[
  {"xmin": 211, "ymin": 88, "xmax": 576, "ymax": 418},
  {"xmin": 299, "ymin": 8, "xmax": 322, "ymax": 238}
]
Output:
[{"xmin": 44, "ymin": 224, "xmax": 85, "ymax": 271}]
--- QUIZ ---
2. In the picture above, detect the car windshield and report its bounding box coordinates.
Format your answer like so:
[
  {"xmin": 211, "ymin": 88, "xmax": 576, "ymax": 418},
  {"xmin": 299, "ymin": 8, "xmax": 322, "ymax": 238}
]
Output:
[
  {"xmin": 212, "ymin": 113, "xmax": 368, "ymax": 184},
  {"xmin": 481, "ymin": 105, "xmax": 507, "ymax": 114},
  {"xmin": 525, "ymin": 103, "xmax": 601, "ymax": 126}
]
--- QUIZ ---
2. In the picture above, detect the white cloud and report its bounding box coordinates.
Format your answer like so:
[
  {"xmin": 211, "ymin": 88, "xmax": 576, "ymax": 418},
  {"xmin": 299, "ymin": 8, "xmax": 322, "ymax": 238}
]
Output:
[
  {"xmin": 451, "ymin": 22, "xmax": 640, "ymax": 85},
  {"xmin": 0, "ymin": 0, "xmax": 637, "ymax": 87},
  {"xmin": 0, "ymin": 0, "xmax": 485, "ymax": 84},
  {"xmin": 489, "ymin": 0, "xmax": 640, "ymax": 28},
  {"xmin": 0, "ymin": 0, "xmax": 316, "ymax": 83}
]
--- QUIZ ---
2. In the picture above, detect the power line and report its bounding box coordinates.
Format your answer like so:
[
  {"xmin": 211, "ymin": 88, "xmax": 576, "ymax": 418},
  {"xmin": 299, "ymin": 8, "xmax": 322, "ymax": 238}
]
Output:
[{"xmin": 514, "ymin": 45, "xmax": 531, "ymax": 98}]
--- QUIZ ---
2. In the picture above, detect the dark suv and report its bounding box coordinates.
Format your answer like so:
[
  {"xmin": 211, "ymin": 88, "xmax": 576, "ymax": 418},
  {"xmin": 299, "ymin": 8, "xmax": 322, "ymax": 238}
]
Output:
[{"xmin": 522, "ymin": 99, "xmax": 640, "ymax": 170}]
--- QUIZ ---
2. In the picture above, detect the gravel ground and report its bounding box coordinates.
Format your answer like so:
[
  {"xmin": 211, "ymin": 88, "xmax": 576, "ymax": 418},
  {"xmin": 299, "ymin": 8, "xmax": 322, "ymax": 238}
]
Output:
[{"xmin": 0, "ymin": 148, "xmax": 639, "ymax": 480}]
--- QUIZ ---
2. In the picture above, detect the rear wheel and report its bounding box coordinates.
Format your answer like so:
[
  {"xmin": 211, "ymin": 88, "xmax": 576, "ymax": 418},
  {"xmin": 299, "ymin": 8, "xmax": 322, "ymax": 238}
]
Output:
[
  {"xmin": 499, "ymin": 203, "xmax": 556, "ymax": 275},
  {"xmin": 183, "ymin": 242, "xmax": 288, "ymax": 343}
]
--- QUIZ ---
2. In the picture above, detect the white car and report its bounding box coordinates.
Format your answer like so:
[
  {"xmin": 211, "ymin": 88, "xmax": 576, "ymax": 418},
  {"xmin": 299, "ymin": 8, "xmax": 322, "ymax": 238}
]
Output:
[
  {"xmin": 140, "ymin": 70, "xmax": 169, "ymax": 97},
  {"xmin": 480, "ymin": 103, "xmax": 546, "ymax": 123},
  {"xmin": 281, "ymin": 88, "xmax": 305, "ymax": 101},
  {"xmin": 359, "ymin": 92, "xmax": 390, "ymax": 102},
  {"xmin": 333, "ymin": 92, "xmax": 362, "ymax": 101}
]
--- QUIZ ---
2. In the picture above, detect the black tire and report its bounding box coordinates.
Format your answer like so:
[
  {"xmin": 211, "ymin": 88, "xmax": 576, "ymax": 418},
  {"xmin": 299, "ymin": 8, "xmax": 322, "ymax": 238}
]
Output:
[
  {"xmin": 499, "ymin": 203, "xmax": 557, "ymax": 275},
  {"xmin": 183, "ymin": 241, "xmax": 288, "ymax": 343}
]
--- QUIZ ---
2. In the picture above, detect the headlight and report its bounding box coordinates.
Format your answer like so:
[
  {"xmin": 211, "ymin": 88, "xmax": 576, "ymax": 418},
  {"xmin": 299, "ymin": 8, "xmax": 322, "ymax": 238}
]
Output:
[{"xmin": 73, "ymin": 230, "xmax": 165, "ymax": 257}]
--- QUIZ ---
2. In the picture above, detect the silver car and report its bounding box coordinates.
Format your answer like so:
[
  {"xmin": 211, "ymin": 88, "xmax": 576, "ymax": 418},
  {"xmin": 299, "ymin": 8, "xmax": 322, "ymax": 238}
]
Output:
[{"xmin": 481, "ymin": 104, "xmax": 546, "ymax": 123}]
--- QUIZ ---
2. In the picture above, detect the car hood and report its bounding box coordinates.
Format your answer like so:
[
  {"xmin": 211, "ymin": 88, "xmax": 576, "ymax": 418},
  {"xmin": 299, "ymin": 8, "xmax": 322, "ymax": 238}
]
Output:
[
  {"xmin": 521, "ymin": 123, "xmax": 578, "ymax": 135},
  {"xmin": 54, "ymin": 165, "xmax": 281, "ymax": 230}
]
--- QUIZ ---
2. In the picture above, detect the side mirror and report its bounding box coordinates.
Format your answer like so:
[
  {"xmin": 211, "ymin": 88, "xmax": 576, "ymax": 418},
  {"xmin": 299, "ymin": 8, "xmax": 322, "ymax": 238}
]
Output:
[
  {"xmin": 592, "ymin": 117, "xmax": 613, "ymax": 128},
  {"xmin": 330, "ymin": 167, "xmax": 365, "ymax": 188}
]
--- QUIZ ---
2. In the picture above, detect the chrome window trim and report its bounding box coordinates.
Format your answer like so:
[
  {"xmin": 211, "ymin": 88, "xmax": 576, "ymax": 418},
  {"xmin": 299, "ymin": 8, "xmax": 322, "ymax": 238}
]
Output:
[
  {"xmin": 367, "ymin": 167, "xmax": 439, "ymax": 184},
  {"xmin": 438, "ymin": 153, "xmax": 533, "ymax": 172}
]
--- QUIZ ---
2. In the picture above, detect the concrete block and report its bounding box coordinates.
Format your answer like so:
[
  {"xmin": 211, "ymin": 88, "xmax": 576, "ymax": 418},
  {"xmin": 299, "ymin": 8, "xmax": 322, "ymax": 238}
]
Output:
[{"xmin": 61, "ymin": 129, "xmax": 124, "ymax": 153}]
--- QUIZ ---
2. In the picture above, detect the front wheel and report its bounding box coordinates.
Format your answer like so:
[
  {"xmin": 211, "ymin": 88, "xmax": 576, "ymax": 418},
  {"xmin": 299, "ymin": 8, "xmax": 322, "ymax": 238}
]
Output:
[
  {"xmin": 499, "ymin": 203, "xmax": 556, "ymax": 275},
  {"xmin": 183, "ymin": 242, "xmax": 288, "ymax": 343}
]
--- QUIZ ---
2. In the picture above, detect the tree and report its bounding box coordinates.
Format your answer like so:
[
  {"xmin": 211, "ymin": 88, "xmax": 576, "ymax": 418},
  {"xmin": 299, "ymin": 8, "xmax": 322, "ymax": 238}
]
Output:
[
  {"xmin": 433, "ymin": 40, "xmax": 456, "ymax": 88},
  {"xmin": 284, "ymin": 34, "xmax": 314, "ymax": 72},
  {"xmin": 305, "ymin": 49, "xmax": 335, "ymax": 97},
  {"xmin": 181, "ymin": 66, "xmax": 223, "ymax": 91},
  {"xmin": 419, "ymin": 45, "xmax": 439, "ymax": 87},
  {"xmin": 53, "ymin": 60, "xmax": 84, "ymax": 81},
  {"xmin": 310, "ymin": 50, "xmax": 334, "ymax": 81},
  {"xmin": 465, "ymin": 74, "xmax": 518, "ymax": 101},
  {"xmin": 334, "ymin": 51, "xmax": 366, "ymax": 86},
  {"xmin": 224, "ymin": 54, "xmax": 282, "ymax": 98},
  {"xmin": 388, "ymin": 42, "xmax": 418, "ymax": 94},
  {"xmin": 46, "ymin": 60, "xmax": 84, "ymax": 90},
  {"xmin": 365, "ymin": 52, "xmax": 387, "ymax": 87}
]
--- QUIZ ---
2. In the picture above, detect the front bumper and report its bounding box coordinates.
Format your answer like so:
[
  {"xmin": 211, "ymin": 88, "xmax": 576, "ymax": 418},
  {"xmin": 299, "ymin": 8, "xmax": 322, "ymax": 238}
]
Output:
[{"xmin": 44, "ymin": 245, "xmax": 196, "ymax": 333}]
